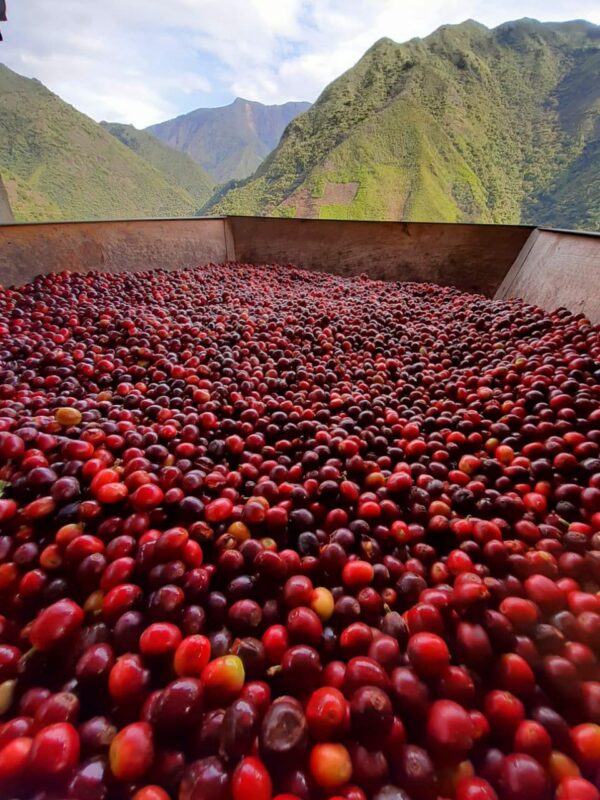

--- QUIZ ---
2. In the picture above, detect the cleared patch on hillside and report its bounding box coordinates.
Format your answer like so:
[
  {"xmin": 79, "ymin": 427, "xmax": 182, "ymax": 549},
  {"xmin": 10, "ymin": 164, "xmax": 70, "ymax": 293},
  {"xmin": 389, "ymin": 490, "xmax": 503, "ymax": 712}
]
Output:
[{"xmin": 282, "ymin": 181, "xmax": 359, "ymax": 217}]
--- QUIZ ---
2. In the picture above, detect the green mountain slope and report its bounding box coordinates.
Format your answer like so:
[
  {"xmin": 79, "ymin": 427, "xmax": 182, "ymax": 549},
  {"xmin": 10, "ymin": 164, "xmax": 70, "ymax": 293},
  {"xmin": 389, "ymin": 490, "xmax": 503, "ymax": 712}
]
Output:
[
  {"xmin": 100, "ymin": 122, "xmax": 215, "ymax": 209},
  {"xmin": 147, "ymin": 98, "xmax": 311, "ymax": 183},
  {"xmin": 0, "ymin": 64, "xmax": 203, "ymax": 222},
  {"xmin": 205, "ymin": 19, "xmax": 600, "ymax": 230}
]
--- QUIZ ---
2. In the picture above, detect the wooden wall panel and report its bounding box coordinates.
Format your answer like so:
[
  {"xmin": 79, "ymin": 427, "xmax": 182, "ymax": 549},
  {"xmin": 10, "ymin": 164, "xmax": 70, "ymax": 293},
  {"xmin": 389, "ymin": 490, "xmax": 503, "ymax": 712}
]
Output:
[
  {"xmin": 228, "ymin": 217, "xmax": 533, "ymax": 297},
  {"xmin": 495, "ymin": 230, "xmax": 600, "ymax": 323},
  {"xmin": 0, "ymin": 218, "xmax": 227, "ymax": 286}
]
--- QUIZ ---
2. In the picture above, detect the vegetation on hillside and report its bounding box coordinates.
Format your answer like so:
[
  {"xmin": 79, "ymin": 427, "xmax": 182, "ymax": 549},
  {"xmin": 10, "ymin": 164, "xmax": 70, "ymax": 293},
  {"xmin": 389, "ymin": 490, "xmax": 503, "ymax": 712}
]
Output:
[
  {"xmin": 2, "ymin": 19, "xmax": 599, "ymax": 229},
  {"xmin": 0, "ymin": 65, "xmax": 202, "ymax": 221},
  {"xmin": 205, "ymin": 19, "xmax": 600, "ymax": 230},
  {"xmin": 101, "ymin": 122, "xmax": 215, "ymax": 210}
]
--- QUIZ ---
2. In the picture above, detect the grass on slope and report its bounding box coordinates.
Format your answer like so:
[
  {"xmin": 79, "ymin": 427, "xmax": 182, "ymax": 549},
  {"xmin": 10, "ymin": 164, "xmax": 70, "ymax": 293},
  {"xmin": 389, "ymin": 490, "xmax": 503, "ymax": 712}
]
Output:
[
  {"xmin": 285, "ymin": 99, "xmax": 493, "ymax": 222},
  {"xmin": 523, "ymin": 46, "xmax": 600, "ymax": 229},
  {"xmin": 101, "ymin": 122, "xmax": 215, "ymax": 209},
  {"xmin": 0, "ymin": 64, "xmax": 202, "ymax": 222},
  {"xmin": 206, "ymin": 19, "xmax": 600, "ymax": 229}
]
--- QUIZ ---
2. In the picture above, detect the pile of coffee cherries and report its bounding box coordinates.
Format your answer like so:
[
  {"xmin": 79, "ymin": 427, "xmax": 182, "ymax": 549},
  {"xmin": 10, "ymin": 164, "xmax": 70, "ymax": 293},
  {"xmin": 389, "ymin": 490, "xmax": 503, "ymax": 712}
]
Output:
[{"xmin": 0, "ymin": 262, "xmax": 598, "ymax": 800}]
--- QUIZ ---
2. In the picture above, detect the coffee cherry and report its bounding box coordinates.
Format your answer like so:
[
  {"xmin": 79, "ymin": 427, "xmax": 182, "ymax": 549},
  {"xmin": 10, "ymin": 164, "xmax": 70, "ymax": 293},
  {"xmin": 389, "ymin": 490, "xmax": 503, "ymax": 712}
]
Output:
[
  {"xmin": 260, "ymin": 697, "xmax": 308, "ymax": 765},
  {"xmin": 456, "ymin": 777, "xmax": 498, "ymax": 800},
  {"xmin": 67, "ymin": 757, "xmax": 109, "ymax": 800},
  {"xmin": 153, "ymin": 678, "xmax": 204, "ymax": 732},
  {"xmin": 350, "ymin": 685, "xmax": 393, "ymax": 746},
  {"xmin": 139, "ymin": 622, "xmax": 182, "ymax": 656},
  {"xmin": 310, "ymin": 743, "xmax": 353, "ymax": 788},
  {"xmin": 232, "ymin": 756, "xmax": 272, "ymax": 800},
  {"xmin": 0, "ymin": 735, "xmax": 32, "ymax": 783},
  {"xmin": 109, "ymin": 654, "xmax": 149, "ymax": 704},
  {"xmin": 132, "ymin": 787, "xmax": 171, "ymax": 800},
  {"xmin": 497, "ymin": 753, "xmax": 550, "ymax": 800},
  {"xmin": 219, "ymin": 698, "xmax": 259, "ymax": 761},
  {"xmin": 484, "ymin": 691, "xmax": 525, "ymax": 739},
  {"xmin": 306, "ymin": 687, "xmax": 348, "ymax": 740},
  {"xmin": 29, "ymin": 598, "xmax": 84, "ymax": 650},
  {"xmin": 29, "ymin": 722, "xmax": 80, "ymax": 776},
  {"xmin": 571, "ymin": 724, "xmax": 600, "ymax": 770},
  {"xmin": 513, "ymin": 720, "xmax": 552, "ymax": 763},
  {"xmin": 426, "ymin": 699, "xmax": 474, "ymax": 758},
  {"xmin": 394, "ymin": 744, "xmax": 437, "ymax": 799},
  {"xmin": 174, "ymin": 635, "xmax": 211, "ymax": 677},
  {"xmin": 0, "ymin": 262, "xmax": 599, "ymax": 799},
  {"xmin": 109, "ymin": 722, "xmax": 153, "ymax": 781},
  {"xmin": 180, "ymin": 756, "xmax": 230, "ymax": 800},
  {"xmin": 557, "ymin": 777, "xmax": 600, "ymax": 800},
  {"xmin": 202, "ymin": 655, "xmax": 245, "ymax": 704},
  {"xmin": 407, "ymin": 633, "xmax": 450, "ymax": 678}
]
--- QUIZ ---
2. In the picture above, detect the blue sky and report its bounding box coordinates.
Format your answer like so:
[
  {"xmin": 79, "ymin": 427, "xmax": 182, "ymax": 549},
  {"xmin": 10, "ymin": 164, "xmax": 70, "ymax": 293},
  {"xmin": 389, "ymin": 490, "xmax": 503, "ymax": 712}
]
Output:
[{"xmin": 3, "ymin": 0, "xmax": 600, "ymax": 127}]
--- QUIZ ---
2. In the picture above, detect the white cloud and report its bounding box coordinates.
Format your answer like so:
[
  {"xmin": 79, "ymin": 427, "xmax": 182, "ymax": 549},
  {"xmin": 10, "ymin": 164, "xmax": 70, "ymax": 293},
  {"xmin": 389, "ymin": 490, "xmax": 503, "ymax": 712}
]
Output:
[{"xmin": 1, "ymin": 0, "xmax": 600, "ymax": 126}]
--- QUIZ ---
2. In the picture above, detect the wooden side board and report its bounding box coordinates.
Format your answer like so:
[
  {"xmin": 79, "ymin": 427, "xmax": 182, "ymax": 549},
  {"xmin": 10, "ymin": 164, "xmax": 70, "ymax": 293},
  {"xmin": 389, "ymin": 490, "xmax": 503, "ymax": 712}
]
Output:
[
  {"xmin": 0, "ymin": 175, "xmax": 13, "ymax": 225},
  {"xmin": 495, "ymin": 229, "xmax": 600, "ymax": 323},
  {"xmin": 0, "ymin": 217, "xmax": 598, "ymax": 323},
  {"xmin": 228, "ymin": 217, "xmax": 533, "ymax": 297},
  {"xmin": 0, "ymin": 218, "xmax": 227, "ymax": 286},
  {"xmin": 0, "ymin": 217, "xmax": 532, "ymax": 297}
]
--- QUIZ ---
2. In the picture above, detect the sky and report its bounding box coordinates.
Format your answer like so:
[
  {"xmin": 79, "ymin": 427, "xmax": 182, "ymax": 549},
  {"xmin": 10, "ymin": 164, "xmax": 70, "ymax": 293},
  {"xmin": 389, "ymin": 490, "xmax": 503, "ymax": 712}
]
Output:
[{"xmin": 2, "ymin": 0, "xmax": 600, "ymax": 128}]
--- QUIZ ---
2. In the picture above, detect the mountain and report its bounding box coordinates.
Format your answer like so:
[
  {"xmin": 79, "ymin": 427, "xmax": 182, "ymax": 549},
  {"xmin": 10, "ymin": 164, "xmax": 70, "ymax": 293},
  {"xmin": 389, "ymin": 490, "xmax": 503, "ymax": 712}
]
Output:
[
  {"xmin": 146, "ymin": 98, "xmax": 311, "ymax": 184},
  {"xmin": 205, "ymin": 19, "xmax": 600, "ymax": 230},
  {"xmin": 0, "ymin": 64, "xmax": 204, "ymax": 221},
  {"xmin": 100, "ymin": 122, "xmax": 214, "ymax": 209}
]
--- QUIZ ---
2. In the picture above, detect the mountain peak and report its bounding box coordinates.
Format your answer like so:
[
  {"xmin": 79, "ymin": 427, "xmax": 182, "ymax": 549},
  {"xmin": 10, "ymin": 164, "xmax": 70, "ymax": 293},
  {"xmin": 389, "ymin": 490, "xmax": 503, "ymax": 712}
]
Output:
[
  {"xmin": 147, "ymin": 98, "xmax": 311, "ymax": 183},
  {"xmin": 370, "ymin": 36, "xmax": 395, "ymax": 48},
  {"xmin": 231, "ymin": 96, "xmax": 311, "ymax": 109}
]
